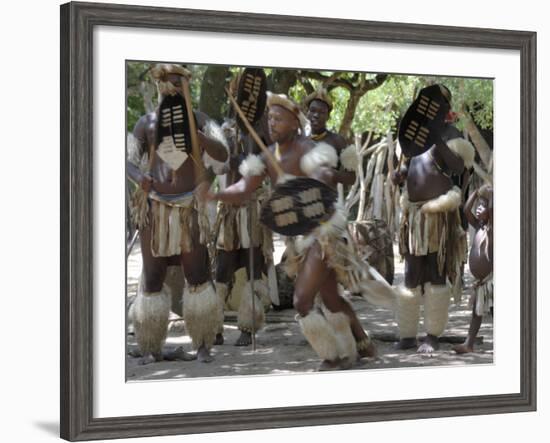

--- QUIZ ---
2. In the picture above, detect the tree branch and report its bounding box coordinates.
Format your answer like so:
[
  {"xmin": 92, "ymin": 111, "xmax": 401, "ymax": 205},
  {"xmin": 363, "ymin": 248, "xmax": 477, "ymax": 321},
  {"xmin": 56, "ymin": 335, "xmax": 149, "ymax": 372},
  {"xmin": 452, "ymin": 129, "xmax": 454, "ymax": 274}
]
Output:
[{"xmin": 299, "ymin": 71, "xmax": 354, "ymax": 90}]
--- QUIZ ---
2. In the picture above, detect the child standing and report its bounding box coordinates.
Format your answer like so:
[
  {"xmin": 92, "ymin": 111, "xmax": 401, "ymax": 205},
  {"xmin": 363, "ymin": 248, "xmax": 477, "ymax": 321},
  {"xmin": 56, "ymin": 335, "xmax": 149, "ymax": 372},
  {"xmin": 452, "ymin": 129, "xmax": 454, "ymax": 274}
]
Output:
[{"xmin": 454, "ymin": 184, "xmax": 493, "ymax": 354}]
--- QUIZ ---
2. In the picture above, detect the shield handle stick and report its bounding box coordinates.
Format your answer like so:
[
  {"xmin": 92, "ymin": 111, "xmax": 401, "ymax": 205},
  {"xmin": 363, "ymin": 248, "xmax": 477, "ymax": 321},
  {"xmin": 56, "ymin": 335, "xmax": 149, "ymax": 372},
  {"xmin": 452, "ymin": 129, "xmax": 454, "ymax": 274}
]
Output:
[
  {"xmin": 227, "ymin": 84, "xmax": 270, "ymax": 352},
  {"xmin": 396, "ymin": 152, "xmax": 405, "ymax": 172},
  {"xmin": 248, "ymin": 205, "xmax": 257, "ymax": 352},
  {"xmin": 181, "ymin": 78, "xmax": 206, "ymax": 181},
  {"xmin": 235, "ymin": 132, "xmax": 258, "ymax": 352}
]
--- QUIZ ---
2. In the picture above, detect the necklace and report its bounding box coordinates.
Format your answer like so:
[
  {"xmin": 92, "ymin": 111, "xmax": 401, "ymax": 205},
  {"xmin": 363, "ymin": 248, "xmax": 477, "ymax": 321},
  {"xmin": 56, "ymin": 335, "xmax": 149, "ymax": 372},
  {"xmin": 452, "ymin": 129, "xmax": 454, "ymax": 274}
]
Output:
[
  {"xmin": 427, "ymin": 149, "xmax": 451, "ymax": 178},
  {"xmin": 311, "ymin": 131, "xmax": 328, "ymax": 141}
]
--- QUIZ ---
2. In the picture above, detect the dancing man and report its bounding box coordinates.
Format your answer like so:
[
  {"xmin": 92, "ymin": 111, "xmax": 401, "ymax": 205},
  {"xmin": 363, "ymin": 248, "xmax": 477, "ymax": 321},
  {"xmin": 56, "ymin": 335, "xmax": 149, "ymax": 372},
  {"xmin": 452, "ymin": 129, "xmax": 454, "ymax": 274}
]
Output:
[{"xmin": 208, "ymin": 92, "xmax": 375, "ymax": 370}]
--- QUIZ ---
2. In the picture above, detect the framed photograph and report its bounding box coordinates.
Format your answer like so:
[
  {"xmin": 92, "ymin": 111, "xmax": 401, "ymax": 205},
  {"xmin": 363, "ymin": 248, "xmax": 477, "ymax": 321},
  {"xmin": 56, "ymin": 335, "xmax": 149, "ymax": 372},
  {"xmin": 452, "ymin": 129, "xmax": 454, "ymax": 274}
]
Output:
[{"xmin": 61, "ymin": 1, "xmax": 536, "ymax": 441}]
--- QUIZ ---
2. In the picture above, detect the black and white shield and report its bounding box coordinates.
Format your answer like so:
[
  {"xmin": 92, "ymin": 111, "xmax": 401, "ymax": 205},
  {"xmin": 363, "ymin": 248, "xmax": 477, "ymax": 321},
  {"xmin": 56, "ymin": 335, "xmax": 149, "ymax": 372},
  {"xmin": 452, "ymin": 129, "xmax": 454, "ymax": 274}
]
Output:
[
  {"xmin": 398, "ymin": 85, "xmax": 450, "ymax": 158},
  {"xmin": 236, "ymin": 68, "xmax": 267, "ymax": 131},
  {"xmin": 155, "ymin": 94, "xmax": 193, "ymax": 170},
  {"xmin": 260, "ymin": 177, "xmax": 338, "ymax": 236}
]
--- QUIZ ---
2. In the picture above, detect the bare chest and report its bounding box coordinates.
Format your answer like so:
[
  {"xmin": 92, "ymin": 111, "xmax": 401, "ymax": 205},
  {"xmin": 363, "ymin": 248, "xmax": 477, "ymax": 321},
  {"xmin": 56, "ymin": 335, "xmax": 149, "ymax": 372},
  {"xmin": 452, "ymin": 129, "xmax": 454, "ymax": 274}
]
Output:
[{"xmin": 407, "ymin": 151, "xmax": 453, "ymax": 201}]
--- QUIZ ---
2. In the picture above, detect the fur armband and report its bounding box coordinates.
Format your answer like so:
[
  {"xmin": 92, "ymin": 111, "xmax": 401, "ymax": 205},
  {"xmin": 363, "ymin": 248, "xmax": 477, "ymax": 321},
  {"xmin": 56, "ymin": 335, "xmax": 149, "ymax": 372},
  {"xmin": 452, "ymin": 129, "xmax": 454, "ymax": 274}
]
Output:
[
  {"xmin": 239, "ymin": 154, "xmax": 266, "ymax": 177},
  {"xmin": 339, "ymin": 145, "xmax": 358, "ymax": 172},
  {"xmin": 202, "ymin": 120, "xmax": 229, "ymax": 175},
  {"xmin": 447, "ymin": 137, "xmax": 476, "ymax": 169},
  {"xmin": 126, "ymin": 132, "xmax": 148, "ymax": 171},
  {"xmin": 203, "ymin": 152, "xmax": 227, "ymax": 175},
  {"xmin": 300, "ymin": 142, "xmax": 338, "ymax": 176},
  {"xmin": 421, "ymin": 186, "xmax": 462, "ymax": 213}
]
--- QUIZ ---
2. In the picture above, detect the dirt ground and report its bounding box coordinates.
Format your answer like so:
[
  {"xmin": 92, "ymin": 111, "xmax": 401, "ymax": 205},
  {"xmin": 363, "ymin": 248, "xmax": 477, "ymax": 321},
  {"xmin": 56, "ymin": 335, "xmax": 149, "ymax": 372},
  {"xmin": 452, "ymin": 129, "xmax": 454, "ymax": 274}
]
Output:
[{"xmin": 126, "ymin": 240, "xmax": 493, "ymax": 381}]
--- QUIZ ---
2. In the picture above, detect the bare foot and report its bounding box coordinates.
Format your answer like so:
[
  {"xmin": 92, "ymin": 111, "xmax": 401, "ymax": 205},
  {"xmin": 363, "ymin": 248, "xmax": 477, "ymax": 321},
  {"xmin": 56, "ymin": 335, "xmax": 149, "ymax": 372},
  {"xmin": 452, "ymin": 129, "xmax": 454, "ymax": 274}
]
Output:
[
  {"xmin": 319, "ymin": 359, "xmax": 342, "ymax": 371},
  {"xmin": 358, "ymin": 341, "xmax": 377, "ymax": 359},
  {"xmin": 138, "ymin": 352, "xmax": 161, "ymax": 365},
  {"xmin": 163, "ymin": 346, "xmax": 197, "ymax": 361},
  {"xmin": 394, "ymin": 337, "xmax": 417, "ymax": 350},
  {"xmin": 453, "ymin": 343, "xmax": 474, "ymax": 354},
  {"xmin": 234, "ymin": 331, "xmax": 252, "ymax": 346},
  {"xmin": 128, "ymin": 348, "xmax": 142, "ymax": 358},
  {"xmin": 214, "ymin": 333, "xmax": 224, "ymax": 346},
  {"xmin": 339, "ymin": 357, "xmax": 354, "ymax": 370},
  {"xmin": 417, "ymin": 335, "xmax": 439, "ymax": 354},
  {"xmin": 318, "ymin": 357, "xmax": 353, "ymax": 371},
  {"xmin": 197, "ymin": 345, "xmax": 214, "ymax": 363}
]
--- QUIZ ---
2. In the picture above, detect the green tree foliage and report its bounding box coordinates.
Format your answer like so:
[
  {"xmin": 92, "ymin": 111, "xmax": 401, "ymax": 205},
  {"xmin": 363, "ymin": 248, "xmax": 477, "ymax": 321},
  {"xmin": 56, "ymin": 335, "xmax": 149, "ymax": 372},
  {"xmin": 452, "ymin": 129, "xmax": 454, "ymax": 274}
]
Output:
[
  {"xmin": 126, "ymin": 62, "xmax": 152, "ymax": 133},
  {"xmin": 199, "ymin": 65, "xmax": 231, "ymax": 123},
  {"xmin": 350, "ymin": 75, "xmax": 417, "ymax": 137},
  {"xmin": 126, "ymin": 62, "xmax": 493, "ymax": 142},
  {"xmin": 414, "ymin": 75, "xmax": 494, "ymax": 130}
]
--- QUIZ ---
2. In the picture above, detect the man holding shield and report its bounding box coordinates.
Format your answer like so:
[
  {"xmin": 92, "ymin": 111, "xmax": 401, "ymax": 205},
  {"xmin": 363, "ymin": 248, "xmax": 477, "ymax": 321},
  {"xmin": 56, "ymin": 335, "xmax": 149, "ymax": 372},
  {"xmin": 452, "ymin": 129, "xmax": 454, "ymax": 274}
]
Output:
[
  {"xmin": 213, "ymin": 68, "xmax": 274, "ymax": 347},
  {"xmin": 127, "ymin": 64, "xmax": 229, "ymax": 364},
  {"xmin": 208, "ymin": 92, "xmax": 375, "ymax": 370},
  {"xmin": 393, "ymin": 85, "xmax": 475, "ymax": 353}
]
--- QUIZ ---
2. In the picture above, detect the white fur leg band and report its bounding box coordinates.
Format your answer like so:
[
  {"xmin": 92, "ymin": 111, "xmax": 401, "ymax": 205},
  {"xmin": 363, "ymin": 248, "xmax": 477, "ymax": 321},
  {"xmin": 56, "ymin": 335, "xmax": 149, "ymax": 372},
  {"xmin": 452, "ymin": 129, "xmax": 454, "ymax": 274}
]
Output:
[
  {"xmin": 215, "ymin": 282, "xmax": 229, "ymax": 334},
  {"xmin": 423, "ymin": 283, "xmax": 451, "ymax": 337},
  {"xmin": 132, "ymin": 281, "xmax": 171, "ymax": 355},
  {"xmin": 299, "ymin": 311, "xmax": 340, "ymax": 362},
  {"xmin": 202, "ymin": 120, "xmax": 229, "ymax": 175},
  {"xmin": 237, "ymin": 280, "xmax": 266, "ymax": 333},
  {"xmin": 396, "ymin": 286, "xmax": 421, "ymax": 339},
  {"xmin": 321, "ymin": 305, "xmax": 357, "ymax": 360},
  {"xmin": 183, "ymin": 282, "xmax": 224, "ymax": 349},
  {"xmin": 252, "ymin": 278, "xmax": 270, "ymax": 307}
]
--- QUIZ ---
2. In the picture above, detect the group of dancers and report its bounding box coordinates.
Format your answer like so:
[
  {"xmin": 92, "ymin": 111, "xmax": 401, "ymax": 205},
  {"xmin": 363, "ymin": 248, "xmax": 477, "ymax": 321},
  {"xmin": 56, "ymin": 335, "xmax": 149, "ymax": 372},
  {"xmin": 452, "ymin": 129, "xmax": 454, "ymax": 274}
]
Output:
[{"xmin": 127, "ymin": 64, "xmax": 493, "ymax": 370}]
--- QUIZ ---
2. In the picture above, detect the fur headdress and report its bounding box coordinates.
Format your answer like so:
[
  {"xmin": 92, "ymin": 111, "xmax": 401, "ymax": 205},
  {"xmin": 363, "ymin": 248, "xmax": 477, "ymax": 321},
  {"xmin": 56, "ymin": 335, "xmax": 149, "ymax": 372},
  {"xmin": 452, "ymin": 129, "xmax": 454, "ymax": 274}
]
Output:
[
  {"xmin": 151, "ymin": 64, "xmax": 192, "ymax": 81},
  {"xmin": 266, "ymin": 92, "xmax": 308, "ymax": 130},
  {"xmin": 150, "ymin": 64, "xmax": 192, "ymax": 97},
  {"xmin": 303, "ymin": 87, "xmax": 333, "ymax": 112}
]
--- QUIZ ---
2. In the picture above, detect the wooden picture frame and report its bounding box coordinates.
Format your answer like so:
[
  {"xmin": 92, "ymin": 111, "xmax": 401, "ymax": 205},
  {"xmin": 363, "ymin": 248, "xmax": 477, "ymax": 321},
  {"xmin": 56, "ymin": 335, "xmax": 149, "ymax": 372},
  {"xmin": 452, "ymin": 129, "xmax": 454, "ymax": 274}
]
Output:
[{"xmin": 60, "ymin": 1, "xmax": 536, "ymax": 440}]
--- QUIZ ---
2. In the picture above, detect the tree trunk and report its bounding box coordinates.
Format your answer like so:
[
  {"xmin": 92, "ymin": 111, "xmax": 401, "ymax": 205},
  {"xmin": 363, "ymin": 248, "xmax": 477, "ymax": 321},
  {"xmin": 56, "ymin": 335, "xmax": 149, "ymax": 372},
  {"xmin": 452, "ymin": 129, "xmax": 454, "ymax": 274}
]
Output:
[
  {"xmin": 355, "ymin": 134, "xmax": 367, "ymax": 222},
  {"xmin": 199, "ymin": 66, "xmax": 230, "ymax": 122},
  {"xmin": 385, "ymin": 133, "xmax": 396, "ymax": 232},
  {"xmin": 339, "ymin": 92, "xmax": 361, "ymax": 142},
  {"xmin": 339, "ymin": 73, "xmax": 388, "ymax": 141},
  {"xmin": 461, "ymin": 111, "xmax": 493, "ymax": 171},
  {"xmin": 268, "ymin": 69, "xmax": 298, "ymax": 94},
  {"xmin": 139, "ymin": 80, "xmax": 156, "ymax": 114}
]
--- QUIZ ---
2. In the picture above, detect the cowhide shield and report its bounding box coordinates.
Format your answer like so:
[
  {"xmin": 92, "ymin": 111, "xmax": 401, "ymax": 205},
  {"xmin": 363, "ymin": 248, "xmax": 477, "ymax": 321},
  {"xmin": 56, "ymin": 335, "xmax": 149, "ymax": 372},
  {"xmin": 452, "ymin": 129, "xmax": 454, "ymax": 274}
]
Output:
[
  {"xmin": 398, "ymin": 85, "xmax": 450, "ymax": 158},
  {"xmin": 236, "ymin": 68, "xmax": 267, "ymax": 131},
  {"xmin": 155, "ymin": 94, "xmax": 193, "ymax": 171},
  {"xmin": 260, "ymin": 177, "xmax": 337, "ymax": 236}
]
